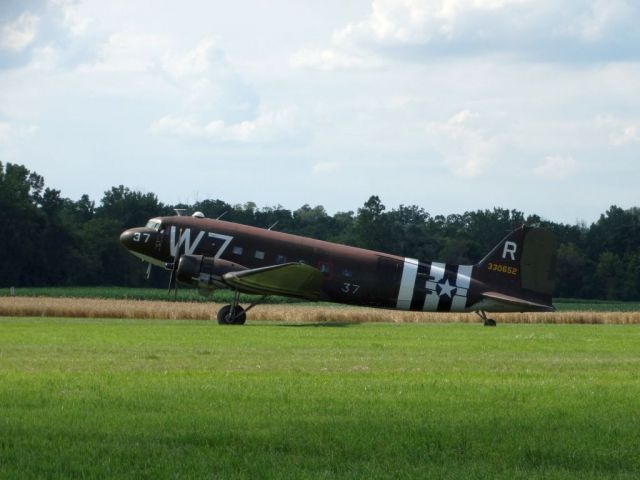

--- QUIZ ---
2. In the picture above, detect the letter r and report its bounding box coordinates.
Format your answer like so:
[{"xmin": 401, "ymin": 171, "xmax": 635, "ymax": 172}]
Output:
[{"xmin": 502, "ymin": 241, "xmax": 517, "ymax": 261}]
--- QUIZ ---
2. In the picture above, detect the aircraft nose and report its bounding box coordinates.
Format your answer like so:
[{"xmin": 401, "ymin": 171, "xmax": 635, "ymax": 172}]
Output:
[
  {"xmin": 120, "ymin": 227, "xmax": 160, "ymax": 255},
  {"xmin": 120, "ymin": 229, "xmax": 136, "ymax": 250}
]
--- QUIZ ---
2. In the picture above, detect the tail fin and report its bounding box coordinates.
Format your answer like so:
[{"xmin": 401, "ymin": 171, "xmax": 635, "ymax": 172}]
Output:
[{"xmin": 475, "ymin": 225, "xmax": 557, "ymax": 311}]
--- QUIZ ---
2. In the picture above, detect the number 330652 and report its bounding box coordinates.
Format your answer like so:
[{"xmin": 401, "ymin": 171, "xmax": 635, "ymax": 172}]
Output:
[{"xmin": 487, "ymin": 263, "xmax": 517, "ymax": 275}]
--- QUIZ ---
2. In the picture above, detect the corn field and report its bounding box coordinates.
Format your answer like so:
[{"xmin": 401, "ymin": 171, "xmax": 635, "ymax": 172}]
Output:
[{"xmin": 1, "ymin": 297, "xmax": 639, "ymax": 324}]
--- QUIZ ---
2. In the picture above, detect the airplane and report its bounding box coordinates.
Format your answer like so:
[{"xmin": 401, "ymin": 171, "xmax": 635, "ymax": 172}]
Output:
[{"xmin": 119, "ymin": 211, "xmax": 557, "ymax": 326}]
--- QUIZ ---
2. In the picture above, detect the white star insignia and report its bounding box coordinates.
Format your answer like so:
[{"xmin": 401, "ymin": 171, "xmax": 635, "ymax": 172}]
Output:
[{"xmin": 437, "ymin": 279, "xmax": 456, "ymax": 298}]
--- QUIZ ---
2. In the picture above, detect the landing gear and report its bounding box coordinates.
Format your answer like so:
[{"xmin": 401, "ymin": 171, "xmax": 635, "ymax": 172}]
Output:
[
  {"xmin": 216, "ymin": 291, "xmax": 266, "ymax": 325},
  {"xmin": 476, "ymin": 310, "xmax": 497, "ymax": 327},
  {"xmin": 217, "ymin": 304, "xmax": 246, "ymax": 325}
]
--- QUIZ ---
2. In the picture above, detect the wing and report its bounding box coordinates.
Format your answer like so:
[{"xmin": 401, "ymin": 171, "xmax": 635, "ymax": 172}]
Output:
[
  {"xmin": 479, "ymin": 291, "xmax": 555, "ymax": 312},
  {"xmin": 223, "ymin": 262, "xmax": 323, "ymax": 300}
]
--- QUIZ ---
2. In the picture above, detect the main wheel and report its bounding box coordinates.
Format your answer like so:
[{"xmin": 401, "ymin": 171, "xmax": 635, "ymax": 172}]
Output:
[
  {"xmin": 483, "ymin": 318, "xmax": 497, "ymax": 327},
  {"xmin": 217, "ymin": 305, "xmax": 246, "ymax": 325}
]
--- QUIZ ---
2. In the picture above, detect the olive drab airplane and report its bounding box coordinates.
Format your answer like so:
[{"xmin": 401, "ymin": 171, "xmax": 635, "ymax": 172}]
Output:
[{"xmin": 120, "ymin": 211, "xmax": 557, "ymax": 326}]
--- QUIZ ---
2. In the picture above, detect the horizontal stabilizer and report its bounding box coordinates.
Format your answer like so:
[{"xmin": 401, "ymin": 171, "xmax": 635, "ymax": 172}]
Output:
[
  {"xmin": 223, "ymin": 262, "xmax": 323, "ymax": 300},
  {"xmin": 481, "ymin": 291, "xmax": 555, "ymax": 312}
]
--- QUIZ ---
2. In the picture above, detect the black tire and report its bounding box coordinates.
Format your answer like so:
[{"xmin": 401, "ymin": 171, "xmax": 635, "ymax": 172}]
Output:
[
  {"xmin": 484, "ymin": 318, "xmax": 497, "ymax": 327},
  {"xmin": 231, "ymin": 306, "xmax": 246, "ymax": 325},
  {"xmin": 217, "ymin": 305, "xmax": 232, "ymax": 325},
  {"xmin": 217, "ymin": 305, "xmax": 246, "ymax": 325}
]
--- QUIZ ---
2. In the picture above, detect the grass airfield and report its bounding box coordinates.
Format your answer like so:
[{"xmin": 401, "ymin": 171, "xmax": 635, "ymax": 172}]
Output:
[{"xmin": 1, "ymin": 318, "xmax": 639, "ymax": 479}]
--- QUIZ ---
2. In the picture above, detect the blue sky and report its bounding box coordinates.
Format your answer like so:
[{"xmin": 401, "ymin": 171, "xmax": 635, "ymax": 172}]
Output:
[{"xmin": 1, "ymin": 0, "xmax": 639, "ymax": 224}]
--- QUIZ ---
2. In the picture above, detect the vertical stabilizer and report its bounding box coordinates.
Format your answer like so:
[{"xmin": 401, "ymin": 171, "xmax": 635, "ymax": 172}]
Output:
[{"xmin": 474, "ymin": 225, "xmax": 557, "ymax": 309}]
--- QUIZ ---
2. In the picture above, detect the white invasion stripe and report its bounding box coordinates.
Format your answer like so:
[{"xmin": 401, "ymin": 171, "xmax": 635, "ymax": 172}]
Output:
[
  {"xmin": 423, "ymin": 291, "xmax": 440, "ymax": 311},
  {"xmin": 450, "ymin": 265, "xmax": 473, "ymax": 312},
  {"xmin": 423, "ymin": 262, "xmax": 446, "ymax": 311},
  {"xmin": 456, "ymin": 265, "xmax": 473, "ymax": 289},
  {"xmin": 396, "ymin": 258, "xmax": 419, "ymax": 310},
  {"xmin": 451, "ymin": 291, "xmax": 468, "ymax": 312},
  {"xmin": 430, "ymin": 262, "xmax": 446, "ymax": 282}
]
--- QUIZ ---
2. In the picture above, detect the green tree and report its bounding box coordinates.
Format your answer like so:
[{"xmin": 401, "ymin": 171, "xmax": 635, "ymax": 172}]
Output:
[
  {"xmin": 355, "ymin": 195, "xmax": 392, "ymax": 251},
  {"xmin": 192, "ymin": 199, "xmax": 232, "ymax": 221},
  {"xmin": 588, "ymin": 206, "xmax": 640, "ymax": 257},
  {"xmin": 593, "ymin": 252, "xmax": 624, "ymax": 300},
  {"xmin": 554, "ymin": 243, "xmax": 595, "ymax": 298},
  {"xmin": 98, "ymin": 185, "xmax": 167, "ymax": 228},
  {"xmin": 2, "ymin": 162, "xmax": 640, "ymax": 300}
]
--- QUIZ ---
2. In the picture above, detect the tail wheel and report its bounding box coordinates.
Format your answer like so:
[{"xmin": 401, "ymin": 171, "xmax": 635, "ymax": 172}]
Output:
[
  {"xmin": 217, "ymin": 305, "xmax": 246, "ymax": 325},
  {"xmin": 475, "ymin": 310, "xmax": 497, "ymax": 327}
]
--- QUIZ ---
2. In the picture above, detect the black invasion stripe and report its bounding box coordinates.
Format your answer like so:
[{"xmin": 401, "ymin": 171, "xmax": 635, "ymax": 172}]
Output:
[{"xmin": 410, "ymin": 261, "xmax": 430, "ymax": 311}]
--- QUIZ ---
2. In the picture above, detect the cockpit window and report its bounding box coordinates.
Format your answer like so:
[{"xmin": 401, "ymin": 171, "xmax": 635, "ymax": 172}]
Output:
[{"xmin": 145, "ymin": 220, "xmax": 162, "ymax": 231}]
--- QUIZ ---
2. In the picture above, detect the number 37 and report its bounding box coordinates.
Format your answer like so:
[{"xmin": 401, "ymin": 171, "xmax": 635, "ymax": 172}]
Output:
[
  {"xmin": 341, "ymin": 282, "xmax": 360, "ymax": 294},
  {"xmin": 133, "ymin": 232, "xmax": 151, "ymax": 243}
]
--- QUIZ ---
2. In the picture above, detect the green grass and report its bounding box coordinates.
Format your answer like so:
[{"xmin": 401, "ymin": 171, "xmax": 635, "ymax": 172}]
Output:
[
  {"xmin": 553, "ymin": 298, "xmax": 640, "ymax": 312},
  {"xmin": 2, "ymin": 287, "xmax": 640, "ymax": 311},
  {"xmin": 1, "ymin": 318, "xmax": 639, "ymax": 479}
]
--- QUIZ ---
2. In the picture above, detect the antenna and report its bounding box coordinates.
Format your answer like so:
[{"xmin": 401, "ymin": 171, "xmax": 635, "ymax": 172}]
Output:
[
  {"xmin": 174, "ymin": 208, "xmax": 187, "ymax": 216},
  {"xmin": 268, "ymin": 220, "xmax": 279, "ymax": 231},
  {"xmin": 216, "ymin": 211, "xmax": 228, "ymax": 220}
]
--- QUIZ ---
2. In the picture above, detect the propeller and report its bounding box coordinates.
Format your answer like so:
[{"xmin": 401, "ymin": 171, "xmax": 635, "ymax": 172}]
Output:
[{"xmin": 167, "ymin": 227, "xmax": 182, "ymax": 300}]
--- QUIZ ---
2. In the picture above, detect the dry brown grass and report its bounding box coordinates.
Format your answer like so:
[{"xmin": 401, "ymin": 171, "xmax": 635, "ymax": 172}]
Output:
[{"xmin": 1, "ymin": 296, "xmax": 639, "ymax": 324}]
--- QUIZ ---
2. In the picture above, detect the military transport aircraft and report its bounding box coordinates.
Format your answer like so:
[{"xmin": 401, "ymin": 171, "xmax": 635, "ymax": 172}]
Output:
[{"xmin": 120, "ymin": 212, "xmax": 557, "ymax": 326}]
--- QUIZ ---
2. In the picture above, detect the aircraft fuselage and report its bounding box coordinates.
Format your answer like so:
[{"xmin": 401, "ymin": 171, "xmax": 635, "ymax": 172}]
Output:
[
  {"xmin": 120, "ymin": 214, "xmax": 557, "ymax": 324},
  {"xmin": 121, "ymin": 216, "xmax": 504, "ymax": 313}
]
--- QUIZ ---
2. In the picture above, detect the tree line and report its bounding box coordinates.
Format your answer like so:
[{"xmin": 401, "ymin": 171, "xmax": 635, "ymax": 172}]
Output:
[{"xmin": 1, "ymin": 162, "xmax": 639, "ymax": 300}]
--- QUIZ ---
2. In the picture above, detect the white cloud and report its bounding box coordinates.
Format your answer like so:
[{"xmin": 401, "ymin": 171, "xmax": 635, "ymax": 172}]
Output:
[
  {"xmin": 293, "ymin": 0, "xmax": 640, "ymax": 68},
  {"xmin": 344, "ymin": 0, "xmax": 634, "ymax": 45},
  {"xmin": 28, "ymin": 45, "xmax": 61, "ymax": 72},
  {"xmin": 447, "ymin": 109, "xmax": 478, "ymax": 125},
  {"xmin": 566, "ymin": 0, "xmax": 632, "ymax": 42},
  {"xmin": 0, "ymin": 13, "xmax": 40, "ymax": 51},
  {"xmin": 1, "ymin": 0, "xmax": 638, "ymax": 224},
  {"xmin": 290, "ymin": 48, "xmax": 380, "ymax": 71},
  {"xmin": 149, "ymin": 108, "xmax": 297, "ymax": 144},
  {"xmin": 312, "ymin": 161, "xmax": 341, "ymax": 174},
  {"xmin": 596, "ymin": 116, "xmax": 640, "ymax": 146},
  {"xmin": 0, "ymin": 121, "xmax": 38, "ymax": 144},
  {"xmin": 72, "ymin": 34, "xmax": 257, "ymax": 121},
  {"xmin": 426, "ymin": 110, "xmax": 499, "ymax": 177},
  {"xmin": 152, "ymin": 37, "xmax": 259, "ymax": 125},
  {"xmin": 611, "ymin": 125, "xmax": 640, "ymax": 146},
  {"xmin": 52, "ymin": 0, "xmax": 94, "ymax": 37},
  {"xmin": 77, "ymin": 31, "xmax": 170, "ymax": 73},
  {"xmin": 533, "ymin": 155, "xmax": 577, "ymax": 180},
  {"xmin": 162, "ymin": 37, "xmax": 223, "ymax": 78}
]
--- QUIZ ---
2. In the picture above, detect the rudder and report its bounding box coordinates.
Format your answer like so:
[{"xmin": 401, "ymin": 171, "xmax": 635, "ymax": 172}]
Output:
[{"xmin": 475, "ymin": 225, "xmax": 557, "ymax": 298}]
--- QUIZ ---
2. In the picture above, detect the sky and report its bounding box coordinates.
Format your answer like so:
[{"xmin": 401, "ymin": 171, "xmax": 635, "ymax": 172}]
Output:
[{"xmin": 1, "ymin": 0, "xmax": 639, "ymax": 225}]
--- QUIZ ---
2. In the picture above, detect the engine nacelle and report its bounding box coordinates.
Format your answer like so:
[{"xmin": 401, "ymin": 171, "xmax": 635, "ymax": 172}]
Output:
[{"xmin": 176, "ymin": 254, "xmax": 247, "ymax": 290}]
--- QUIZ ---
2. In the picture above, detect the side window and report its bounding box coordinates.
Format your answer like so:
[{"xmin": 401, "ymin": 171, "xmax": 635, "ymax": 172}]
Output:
[
  {"xmin": 319, "ymin": 262, "xmax": 331, "ymax": 274},
  {"xmin": 232, "ymin": 246, "xmax": 243, "ymax": 256},
  {"xmin": 341, "ymin": 268, "xmax": 353, "ymax": 278},
  {"xmin": 276, "ymin": 255, "xmax": 287, "ymax": 264},
  {"xmin": 255, "ymin": 250, "xmax": 265, "ymax": 260}
]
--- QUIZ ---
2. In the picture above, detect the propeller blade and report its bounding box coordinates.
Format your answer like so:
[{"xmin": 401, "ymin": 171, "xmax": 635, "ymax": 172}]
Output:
[
  {"xmin": 167, "ymin": 268, "xmax": 175, "ymax": 294},
  {"xmin": 145, "ymin": 263, "xmax": 152, "ymax": 280},
  {"xmin": 167, "ymin": 227, "xmax": 183, "ymax": 300}
]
